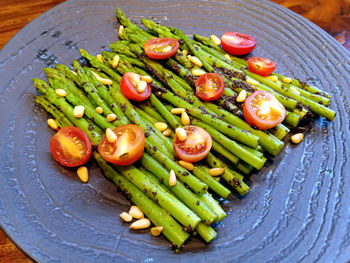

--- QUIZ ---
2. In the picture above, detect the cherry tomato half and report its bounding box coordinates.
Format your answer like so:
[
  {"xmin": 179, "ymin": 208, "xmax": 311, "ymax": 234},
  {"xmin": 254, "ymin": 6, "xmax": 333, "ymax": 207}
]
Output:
[
  {"xmin": 173, "ymin": 126, "xmax": 212, "ymax": 163},
  {"xmin": 195, "ymin": 73, "xmax": 224, "ymax": 101},
  {"xmin": 98, "ymin": 124, "xmax": 145, "ymax": 166},
  {"xmin": 243, "ymin": 91, "xmax": 286, "ymax": 130},
  {"xmin": 144, "ymin": 38, "xmax": 180, "ymax": 60},
  {"xmin": 120, "ymin": 72, "xmax": 151, "ymax": 101},
  {"xmin": 50, "ymin": 127, "xmax": 92, "ymax": 167},
  {"xmin": 248, "ymin": 57, "xmax": 276, "ymax": 77},
  {"xmin": 221, "ymin": 32, "xmax": 256, "ymax": 55}
]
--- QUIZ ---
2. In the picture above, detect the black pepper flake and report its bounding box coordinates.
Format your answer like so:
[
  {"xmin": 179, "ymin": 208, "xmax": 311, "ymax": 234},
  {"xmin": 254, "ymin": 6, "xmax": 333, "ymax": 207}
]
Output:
[
  {"xmin": 196, "ymin": 201, "xmax": 200, "ymax": 205},
  {"xmin": 152, "ymin": 146, "xmax": 157, "ymax": 152},
  {"xmin": 88, "ymin": 124, "xmax": 94, "ymax": 131}
]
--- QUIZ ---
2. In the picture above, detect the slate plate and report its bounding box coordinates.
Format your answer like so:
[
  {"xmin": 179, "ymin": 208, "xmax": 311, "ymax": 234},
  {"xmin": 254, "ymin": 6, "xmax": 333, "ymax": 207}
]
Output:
[{"xmin": 0, "ymin": 0, "xmax": 349, "ymax": 262}]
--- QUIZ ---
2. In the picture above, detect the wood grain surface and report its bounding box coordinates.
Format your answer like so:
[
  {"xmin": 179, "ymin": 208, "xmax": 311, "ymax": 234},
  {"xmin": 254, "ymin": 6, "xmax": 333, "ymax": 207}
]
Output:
[{"xmin": 0, "ymin": 0, "xmax": 347, "ymax": 262}]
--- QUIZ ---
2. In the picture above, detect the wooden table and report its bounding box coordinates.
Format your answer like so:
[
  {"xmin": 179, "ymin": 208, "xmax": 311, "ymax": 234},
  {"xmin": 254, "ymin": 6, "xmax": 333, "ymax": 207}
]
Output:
[{"xmin": 0, "ymin": 0, "xmax": 348, "ymax": 262}]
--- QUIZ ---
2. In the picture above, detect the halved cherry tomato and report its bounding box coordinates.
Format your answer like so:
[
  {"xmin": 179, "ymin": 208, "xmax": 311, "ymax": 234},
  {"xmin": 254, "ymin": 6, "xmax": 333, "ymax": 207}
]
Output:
[
  {"xmin": 98, "ymin": 124, "xmax": 145, "ymax": 166},
  {"xmin": 221, "ymin": 32, "xmax": 256, "ymax": 55},
  {"xmin": 144, "ymin": 38, "xmax": 179, "ymax": 59},
  {"xmin": 50, "ymin": 127, "xmax": 92, "ymax": 167},
  {"xmin": 195, "ymin": 73, "xmax": 224, "ymax": 101},
  {"xmin": 243, "ymin": 91, "xmax": 286, "ymax": 130},
  {"xmin": 248, "ymin": 57, "xmax": 276, "ymax": 77},
  {"xmin": 120, "ymin": 72, "xmax": 151, "ymax": 101},
  {"xmin": 173, "ymin": 126, "xmax": 212, "ymax": 163}
]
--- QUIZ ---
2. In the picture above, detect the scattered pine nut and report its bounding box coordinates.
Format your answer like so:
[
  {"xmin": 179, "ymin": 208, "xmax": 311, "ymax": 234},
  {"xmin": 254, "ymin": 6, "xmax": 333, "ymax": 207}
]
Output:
[
  {"xmin": 150, "ymin": 226, "xmax": 163, "ymax": 237},
  {"xmin": 73, "ymin": 105, "xmax": 85, "ymax": 118},
  {"xmin": 107, "ymin": 113, "xmax": 117, "ymax": 122},
  {"xmin": 282, "ymin": 77, "xmax": 292, "ymax": 84},
  {"xmin": 266, "ymin": 75, "xmax": 278, "ymax": 82},
  {"xmin": 236, "ymin": 89, "xmax": 247, "ymax": 102},
  {"xmin": 291, "ymin": 133, "xmax": 304, "ymax": 144},
  {"xmin": 92, "ymin": 72, "xmax": 113, "ymax": 85},
  {"xmin": 179, "ymin": 160, "xmax": 194, "ymax": 171},
  {"xmin": 95, "ymin": 107, "xmax": 103, "ymax": 114},
  {"xmin": 169, "ymin": 170, "xmax": 177, "ymax": 186},
  {"xmin": 171, "ymin": 108, "xmax": 185, "ymax": 114},
  {"xmin": 112, "ymin": 54, "xmax": 120, "ymax": 68},
  {"xmin": 162, "ymin": 45, "xmax": 172, "ymax": 53},
  {"xmin": 175, "ymin": 127, "xmax": 187, "ymax": 141},
  {"xmin": 132, "ymin": 73, "xmax": 141, "ymax": 86},
  {"xmin": 47, "ymin": 119, "xmax": 59, "ymax": 131},
  {"xmin": 290, "ymin": 87, "xmax": 300, "ymax": 95},
  {"xmin": 209, "ymin": 167, "xmax": 225, "ymax": 176},
  {"xmin": 55, "ymin": 89, "xmax": 67, "ymax": 97},
  {"xmin": 224, "ymin": 54, "xmax": 231, "ymax": 61},
  {"xmin": 181, "ymin": 111, "xmax": 190, "ymax": 125},
  {"xmin": 162, "ymin": 128, "xmax": 172, "ymax": 137},
  {"xmin": 137, "ymin": 81, "xmax": 147, "ymax": 93},
  {"xmin": 129, "ymin": 206, "xmax": 144, "ymax": 219},
  {"xmin": 141, "ymin": 75, "xmax": 152, "ymax": 83},
  {"xmin": 106, "ymin": 128, "xmax": 117, "ymax": 143},
  {"xmin": 118, "ymin": 25, "xmax": 124, "ymax": 38},
  {"xmin": 77, "ymin": 166, "xmax": 89, "ymax": 183},
  {"xmin": 120, "ymin": 212, "xmax": 133, "ymax": 222},
  {"xmin": 192, "ymin": 69, "xmax": 206, "ymax": 76},
  {"xmin": 182, "ymin": 49, "xmax": 188, "ymax": 56},
  {"xmin": 130, "ymin": 218, "xmax": 151, "ymax": 230},
  {"xmin": 96, "ymin": 54, "xmax": 103, "ymax": 63},
  {"xmin": 276, "ymin": 80, "xmax": 282, "ymax": 85},
  {"xmin": 210, "ymin": 34, "xmax": 221, "ymax": 46},
  {"xmin": 246, "ymin": 78, "xmax": 259, "ymax": 86},
  {"xmin": 154, "ymin": 122, "xmax": 168, "ymax": 132},
  {"xmin": 187, "ymin": 55, "xmax": 203, "ymax": 67}
]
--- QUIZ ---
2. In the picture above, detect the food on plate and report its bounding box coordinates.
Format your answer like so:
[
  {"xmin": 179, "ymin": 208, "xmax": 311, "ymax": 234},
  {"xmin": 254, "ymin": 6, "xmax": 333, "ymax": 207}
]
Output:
[
  {"xmin": 195, "ymin": 73, "xmax": 224, "ymax": 101},
  {"xmin": 220, "ymin": 31, "xmax": 256, "ymax": 55},
  {"xmin": 248, "ymin": 56, "xmax": 277, "ymax": 77},
  {"xmin": 120, "ymin": 72, "xmax": 151, "ymax": 101},
  {"xmin": 144, "ymin": 37, "xmax": 179, "ymax": 59}
]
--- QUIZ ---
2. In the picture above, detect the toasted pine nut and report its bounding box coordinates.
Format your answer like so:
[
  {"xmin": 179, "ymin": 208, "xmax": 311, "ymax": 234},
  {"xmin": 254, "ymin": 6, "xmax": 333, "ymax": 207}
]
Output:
[
  {"xmin": 150, "ymin": 226, "xmax": 163, "ymax": 236},
  {"xmin": 224, "ymin": 54, "xmax": 232, "ymax": 61},
  {"xmin": 236, "ymin": 89, "xmax": 247, "ymax": 102},
  {"xmin": 129, "ymin": 206, "xmax": 144, "ymax": 219},
  {"xmin": 162, "ymin": 129, "xmax": 171, "ymax": 137},
  {"xmin": 141, "ymin": 75, "xmax": 152, "ymax": 83},
  {"xmin": 210, "ymin": 34, "xmax": 221, "ymax": 46},
  {"xmin": 182, "ymin": 49, "xmax": 188, "ymax": 56},
  {"xmin": 132, "ymin": 73, "xmax": 140, "ymax": 86},
  {"xmin": 77, "ymin": 166, "xmax": 89, "ymax": 183},
  {"xmin": 169, "ymin": 170, "xmax": 177, "ymax": 186},
  {"xmin": 55, "ymin": 89, "xmax": 66, "ymax": 97},
  {"xmin": 112, "ymin": 54, "xmax": 120, "ymax": 68},
  {"xmin": 191, "ymin": 69, "xmax": 206, "ymax": 76},
  {"xmin": 181, "ymin": 111, "xmax": 190, "ymax": 125},
  {"xmin": 175, "ymin": 127, "xmax": 187, "ymax": 141},
  {"xmin": 92, "ymin": 72, "xmax": 113, "ymax": 85},
  {"xmin": 266, "ymin": 75, "xmax": 278, "ymax": 82},
  {"xmin": 106, "ymin": 128, "xmax": 117, "ymax": 143},
  {"xmin": 130, "ymin": 218, "xmax": 151, "ymax": 230},
  {"xmin": 107, "ymin": 113, "xmax": 117, "ymax": 122},
  {"xmin": 73, "ymin": 105, "xmax": 85, "ymax": 118},
  {"xmin": 95, "ymin": 107, "xmax": 103, "ymax": 114},
  {"xmin": 187, "ymin": 55, "xmax": 203, "ymax": 67},
  {"xmin": 291, "ymin": 133, "xmax": 304, "ymax": 144},
  {"xmin": 179, "ymin": 160, "xmax": 194, "ymax": 171},
  {"xmin": 162, "ymin": 45, "xmax": 172, "ymax": 53},
  {"xmin": 171, "ymin": 108, "xmax": 185, "ymax": 114},
  {"xmin": 137, "ymin": 81, "xmax": 147, "ymax": 93},
  {"xmin": 120, "ymin": 212, "xmax": 132, "ymax": 222},
  {"xmin": 96, "ymin": 54, "xmax": 103, "ymax": 63},
  {"xmin": 290, "ymin": 87, "xmax": 300, "ymax": 95},
  {"xmin": 154, "ymin": 122, "xmax": 168, "ymax": 132},
  {"xmin": 282, "ymin": 77, "xmax": 292, "ymax": 84},
  {"xmin": 246, "ymin": 78, "xmax": 259, "ymax": 86},
  {"xmin": 209, "ymin": 167, "xmax": 225, "ymax": 176},
  {"xmin": 47, "ymin": 119, "xmax": 59, "ymax": 131},
  {"xmin": 276, "ymin": 80, "xmax": 282, "ymax": 85},
  {"xmin": 118, "ymin": 25, "xmax": 124, "ymax": 38},
  {"xmin": 270, "ymin": 104, "xmax": 282, "ymax": 115}
]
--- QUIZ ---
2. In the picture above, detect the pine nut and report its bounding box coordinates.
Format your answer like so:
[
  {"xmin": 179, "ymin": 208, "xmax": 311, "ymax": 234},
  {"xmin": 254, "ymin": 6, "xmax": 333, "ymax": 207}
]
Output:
[
  {"xmin": 162, "ymin": 45, "xmax": 172, "ymax": 53},
  {"xmin": 77, "ymin": 166, "xmax": 89, "ymax": 183},
  {"xmin": 276, "ymin": 80, "xmax": 282, "ymax": 85},
  {"xmin": 171, "ymin": 108, "xmax": 185, "ymax": 114},
  {"xmin": 181, "ymin": 111, "xmax": 190, "ymax": 125},
  {"xmin": 266, "ymin": 75, "xmax": 278, "ymax": 82},
  {"xmin": 270, "ymin": 104, "xmax": 282, "ymax": 115},
  {"xmin": 210, "ymin": 34, "xmax": 221, "ymax": 46},
  {"xmin": 130, "ymin": 218, "xmax": 150, "ymax": 230},
  {"xmin": 154, "ymin": 122, "xmax": 168, "ymax": 132},
  {"xmin": 150, "ymin": 226, "xmax": 163, "ymax": 237},
  {"xmin": 118, "ymin": 25, "xmax": 124, "ymax": 38},
  {"xmin": 129, "ymin": 205, "xmax": 144, "ymax": 219},
  {"xmin": 224, "ymin": 54, "xmax": 231, "ymax": 61},
  {"xmin": 132, "ymin": 73, "xmax": 141, "ymax": 86},
  {"xmin": 236, "ymin": 89, "xmax": 247, "ymax": 102},
  {"xmin": 175, "ymin": 127, "xmax": 187, "ymax": 141},
  {"xmin": 246, "ymin": 78, "xmax": 259, "ymax": 86},
  {"xmin": 141, "ymin": 75, "xmax": 152, "ymax": 83},
  {"xmin": 169, "ymin": 170, "xmax": 177, "ymax": 186},
  {"xmin": 137, "ymin": 81, "xmax": 147, "ymax": 93},
  {"xmin": 107, "ymin": 113, "xmax": 117, "ymax": 122},
  {"xmin": 47, "ymin": 119, "xmax": 59, "ymax": 131},
  {"xmin": 55, "ymin": 89, "xmax": 66, "ymax": 97},
  {"xmin": 187, "ymin": 55, "xmax": 203, "ymax": 67},
  {"xmin": 179, "ymin": 160, "xmax": 194, "ymax": 171},
  {"xmin": 95, "ymin": 107, "xmax": 103, "ymax": 114},
  {"xmin": 291, "ymin": 133, "xmax": 304, "ymax": 144},
  {"xmin": 112, "ymin": 54, "xmax": 120, "ymax": 68},
  {"xmin": 120, "ymin": 212, "xmax": 132, "ymax": 222},
  {"xmin": 162, "ymin": 128, "xmax": 171, "ymax": 137},
  {"xmin": 191, "ymin": 69, "xmax": 206, "ymax": 76},
  {"xmin": 182, "ymin": 49, "xmax": 188, "ymax": 56},
  {"xmin": 106, "ymin": 128, "xmax": 117, "ymax": 143},
  {"xmin": 96, "ymin": 54, "xmax": 103, "ymax": 63},
  {"xmin": 209, "ymin": 167, "xmax": 225, "ymax": 176},
  {"xmin": 290, "ymin": 87, "xmax": 300, "ymax": 95},
  {"xmin": 92, "ymin": 72, "xmax": 113, "ymax": 85},
  {"xmin": 73, "ymin": 105, "xmax": 85, "ymax": 118},
  {"xmin": 282, "ymin": 77, "xmax": 292, "ymax": 84}
]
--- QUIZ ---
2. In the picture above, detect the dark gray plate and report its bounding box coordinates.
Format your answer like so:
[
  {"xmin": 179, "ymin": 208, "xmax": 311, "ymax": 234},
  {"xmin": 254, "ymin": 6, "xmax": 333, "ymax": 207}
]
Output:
[{"xmin": 0, "ymin": 0, "xmax": 349, "ymax": 262}]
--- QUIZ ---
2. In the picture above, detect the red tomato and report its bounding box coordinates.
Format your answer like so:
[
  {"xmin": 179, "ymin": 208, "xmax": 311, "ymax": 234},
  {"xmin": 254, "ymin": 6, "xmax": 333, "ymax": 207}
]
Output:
[
  {"xmin": 98, "ymin": 124, "xmax": 145, "ymax": 166},
  {"xmin": 248, "ymin": 57, "xmax": 276, "ymax": 77},
  {"xmin": 221, "ymin": 32, "xmax": 256, "ymax": 55},
  {"xmin": 120, "ymin": 72, "xmax": 151, "ymax": 101},
  {"xmin": 50, "ymin": 127, "xmax": 92, "ymax": 167},
  {"xmin": 173, "ymin": 126, "xmax": 212, "ymax": 163},
  {"xmin": 144, "ymin": 38, "xmax": 180, "ymax": 59},
  {"xmin": 243, "ymin": 91, "xmax": 286, "ymax": 130},
  {"xmin": 195, "ymin": 73, "xmax": 224, "ymax": 101}
]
